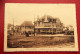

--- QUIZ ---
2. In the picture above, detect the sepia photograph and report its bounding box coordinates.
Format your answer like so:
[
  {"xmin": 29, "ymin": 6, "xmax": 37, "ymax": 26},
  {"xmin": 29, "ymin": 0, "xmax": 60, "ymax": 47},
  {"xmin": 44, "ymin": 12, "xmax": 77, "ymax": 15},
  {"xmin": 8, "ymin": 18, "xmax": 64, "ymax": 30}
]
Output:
[{"xmin": 4, "ymin": 3, "xmax": 78, "ymax": 52}]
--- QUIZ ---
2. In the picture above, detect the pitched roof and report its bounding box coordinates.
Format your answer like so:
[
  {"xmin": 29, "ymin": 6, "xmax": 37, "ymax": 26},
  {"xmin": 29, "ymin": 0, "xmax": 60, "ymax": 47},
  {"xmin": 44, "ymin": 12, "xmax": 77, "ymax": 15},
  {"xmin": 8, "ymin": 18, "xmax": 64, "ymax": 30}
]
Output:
[
  {"xmin": 41, "ymin": 15, "xmax": 56, "ymax": 19},
  {"xmin": 7, "ymin": 24, "xmax": 13, "ymax": 28},
  {"xmin": 37, "ymin": 15, "xmax": 57, "ymax": 22},
  {"xmin": 21, "ymin": 21, "xmax": 34, "ymax": 26}
]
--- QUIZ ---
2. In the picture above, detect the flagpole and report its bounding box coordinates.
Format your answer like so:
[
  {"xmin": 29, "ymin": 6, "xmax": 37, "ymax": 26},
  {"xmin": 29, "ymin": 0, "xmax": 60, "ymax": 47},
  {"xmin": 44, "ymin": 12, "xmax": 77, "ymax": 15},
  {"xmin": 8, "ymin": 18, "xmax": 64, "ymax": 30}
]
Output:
[
  {"xmin": 13, "ymin": 18, "xmax": 14, "ymax": 36},
  {"xmin": 34, "ymin": 16, "xmax": 35, "ymax": 36}
]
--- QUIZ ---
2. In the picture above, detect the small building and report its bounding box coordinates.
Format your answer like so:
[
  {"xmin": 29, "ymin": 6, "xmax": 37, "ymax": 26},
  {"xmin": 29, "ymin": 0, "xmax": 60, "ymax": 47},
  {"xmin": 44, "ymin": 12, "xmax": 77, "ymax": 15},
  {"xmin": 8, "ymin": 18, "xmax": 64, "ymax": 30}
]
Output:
[
  {"xmin": 63, "ymin": 25, "xmax": 74, "ymax": 35},
  {"xmin": 7, "ymin": 24, "xmax": 15, "ymax": 35},
  {"xmin": 20, "ymin": 21, "xmax": 34, "ymax": 34},
  {"xmin": 34, "ymin": 15, "xmax": 63, "ymax": 34},
  {"xmin": 63, "ymin": 25, "xmax": 74, "ymax": 31}
]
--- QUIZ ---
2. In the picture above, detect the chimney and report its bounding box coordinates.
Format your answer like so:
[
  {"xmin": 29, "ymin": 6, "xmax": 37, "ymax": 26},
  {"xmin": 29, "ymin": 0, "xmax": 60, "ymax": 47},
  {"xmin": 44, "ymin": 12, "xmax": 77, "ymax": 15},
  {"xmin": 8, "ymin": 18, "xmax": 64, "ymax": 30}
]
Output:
[{"xmin": 44, "ymin": 15, "xmax": 48, "ymax": 22}]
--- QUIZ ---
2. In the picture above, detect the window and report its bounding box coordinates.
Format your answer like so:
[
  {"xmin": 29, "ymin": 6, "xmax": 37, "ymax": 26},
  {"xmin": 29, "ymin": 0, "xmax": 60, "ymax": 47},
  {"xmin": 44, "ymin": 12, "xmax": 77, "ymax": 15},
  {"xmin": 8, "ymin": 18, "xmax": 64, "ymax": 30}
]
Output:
[
  {"xmin": 53, "ymin": 19, "xmax": 56, "ymax": 23},
  {"xmin": 48, "ymin": 18, "xmax": 52, "ymax": 22}
]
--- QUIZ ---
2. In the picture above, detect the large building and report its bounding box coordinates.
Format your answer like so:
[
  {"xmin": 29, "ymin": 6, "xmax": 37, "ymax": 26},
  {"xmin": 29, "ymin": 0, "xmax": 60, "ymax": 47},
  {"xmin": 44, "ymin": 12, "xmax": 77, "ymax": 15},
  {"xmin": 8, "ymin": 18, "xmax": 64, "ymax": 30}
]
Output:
[{"xmin": 35, "ymin": 15, "xmax": 64, "ymax": 34}]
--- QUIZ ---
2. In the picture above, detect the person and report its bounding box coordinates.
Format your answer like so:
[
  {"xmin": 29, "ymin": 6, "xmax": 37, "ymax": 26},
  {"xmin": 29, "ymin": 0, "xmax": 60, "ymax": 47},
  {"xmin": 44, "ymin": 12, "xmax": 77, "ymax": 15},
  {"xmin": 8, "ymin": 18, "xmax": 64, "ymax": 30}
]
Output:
[{"xmin": 25, "ymin": 31, "xmax": 29, "ymax": 37}]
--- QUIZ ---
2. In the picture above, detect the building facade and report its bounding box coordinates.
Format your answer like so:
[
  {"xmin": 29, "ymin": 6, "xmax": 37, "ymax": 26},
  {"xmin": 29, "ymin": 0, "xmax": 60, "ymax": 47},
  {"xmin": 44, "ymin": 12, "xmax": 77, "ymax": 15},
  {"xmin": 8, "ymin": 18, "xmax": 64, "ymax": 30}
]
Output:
[{"xmin": 35, "ymin": 15, "xmax": 63, "ymax": 34}]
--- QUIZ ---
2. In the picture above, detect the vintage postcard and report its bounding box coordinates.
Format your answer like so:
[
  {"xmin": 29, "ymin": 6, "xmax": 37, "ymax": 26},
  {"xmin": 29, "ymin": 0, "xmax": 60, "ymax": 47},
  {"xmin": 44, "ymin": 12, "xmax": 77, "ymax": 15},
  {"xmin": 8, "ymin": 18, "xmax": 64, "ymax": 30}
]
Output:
[{"xmin": 4, "ymin": 3, "xmax": 78, "ymax": 52}]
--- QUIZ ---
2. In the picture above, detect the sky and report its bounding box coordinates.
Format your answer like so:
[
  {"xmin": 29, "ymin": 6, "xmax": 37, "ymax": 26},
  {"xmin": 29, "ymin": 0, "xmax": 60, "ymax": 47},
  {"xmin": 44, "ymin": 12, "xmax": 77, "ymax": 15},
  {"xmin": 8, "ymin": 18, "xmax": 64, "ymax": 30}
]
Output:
[{"xmin": 5, "ymin": 3, "xmax": 77, "ymax": 27}]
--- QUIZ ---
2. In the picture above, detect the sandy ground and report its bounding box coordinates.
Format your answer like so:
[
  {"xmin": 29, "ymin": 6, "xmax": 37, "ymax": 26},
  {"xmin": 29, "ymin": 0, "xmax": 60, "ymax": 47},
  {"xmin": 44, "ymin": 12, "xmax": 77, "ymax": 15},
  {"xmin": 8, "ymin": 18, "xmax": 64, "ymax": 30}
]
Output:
[
  {"xmin": 7, "ymin": 34, "xmax": 74, "ymax": 48},
  {"xmin": 38, "ymin": 42, "xmax": 74, "ymax": 48},
  {"xmin": 30, "ymin": 34, "xmax": 73, "ymax": 36}
]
